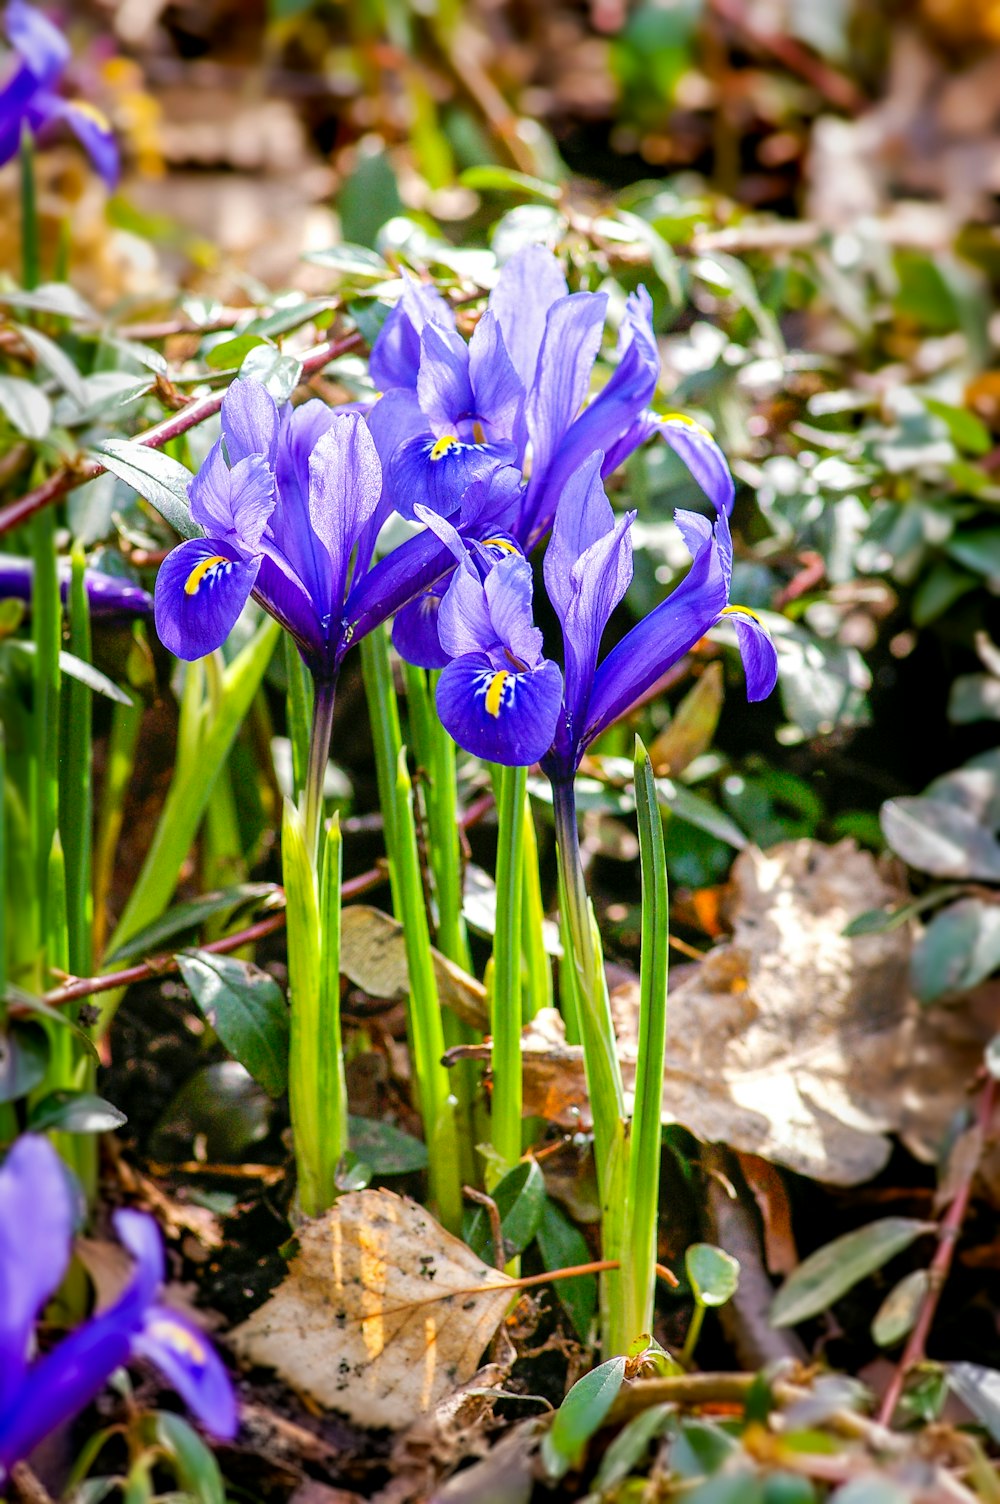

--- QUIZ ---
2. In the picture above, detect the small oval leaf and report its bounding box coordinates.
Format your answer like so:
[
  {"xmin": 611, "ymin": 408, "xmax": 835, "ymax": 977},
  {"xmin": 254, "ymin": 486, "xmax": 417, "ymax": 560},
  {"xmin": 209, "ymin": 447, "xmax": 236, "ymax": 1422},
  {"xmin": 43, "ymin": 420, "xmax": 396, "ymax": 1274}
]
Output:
[
  {"xmin": 771, "ymin": 1217, "xmax": 934, "ymax": 1328},
  {"xmin": 541, "ymin": 1356, "xmax": 627, "ymax": 1480},
  {"xmin": 871, "ymin": 1268, "xmax": 930, "ymax": 1348},
  {"xmin": 686, "ymin": 1243, "xmax": 740, "ymax": 1309}
]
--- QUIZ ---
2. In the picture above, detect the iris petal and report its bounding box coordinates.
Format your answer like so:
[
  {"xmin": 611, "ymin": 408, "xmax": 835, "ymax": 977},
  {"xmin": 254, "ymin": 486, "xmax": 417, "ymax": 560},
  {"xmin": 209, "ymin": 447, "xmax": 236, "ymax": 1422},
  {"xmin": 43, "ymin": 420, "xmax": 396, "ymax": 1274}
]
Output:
[
  {"xmin": 133, "ymin": 1305, "xmax": 238, "ymax": 1440},
  {"xmin": 154, "ymin": 538, "xmax": 260, "ymax": 661},
  {"xmin": 658, "ymin": 415, "xmax": 735, "ymax": 516},
  {"xmin": 437, "ymin": 652, "xmax": 563, "ymax": 767},
  {"xmin": 392, "ymin": 586, "xmax": 449, "ymax": 669},
  {"xmin": 726, "ymin": 609, "xmax": 779, "ymax": 702},
  {"xmin": 42, "ymin": 95, "xmax": 119, "ymax": 186},
  {"xmin": 489, "ymin": 245, "xmax": 568, "ymax": 394},
  {"xmin": 220, "ymin": 379, "xmax": 279, "ymax": 466},
  {"xmin": 6, "ymin": 0, "xmax": 69, "ymax": 85},
  {"xmin": 0, "ymin": 1137, "xmax": 75, "ymax": 1408},
  {"xmin": 389, "ymin": 433, "xmax": 514, "ymax": 522}
]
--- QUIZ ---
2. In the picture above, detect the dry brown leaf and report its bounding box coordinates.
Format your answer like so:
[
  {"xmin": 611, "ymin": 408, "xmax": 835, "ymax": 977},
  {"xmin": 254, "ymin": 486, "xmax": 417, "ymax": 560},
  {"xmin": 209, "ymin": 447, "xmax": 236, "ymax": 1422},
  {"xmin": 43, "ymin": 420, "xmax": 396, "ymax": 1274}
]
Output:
[
  {"xmin": 341, "ymin": 906, "xmax": 488, "ymax": 1030},
  {"xmin": 231, "ymin": 1190, "xmax": 514, "ymax": 1429},
  {"xmin": 522, "ymin": 841, "xmax": 990, "ymax": 1186}
]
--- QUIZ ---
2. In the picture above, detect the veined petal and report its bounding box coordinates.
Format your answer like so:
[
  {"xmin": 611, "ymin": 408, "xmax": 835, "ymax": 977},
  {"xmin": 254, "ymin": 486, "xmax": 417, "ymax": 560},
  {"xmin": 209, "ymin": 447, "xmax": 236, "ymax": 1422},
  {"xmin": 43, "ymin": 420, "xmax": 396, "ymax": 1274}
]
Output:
[
  {"xmin": 658, "ymin": 414, "xmax": 735, "ymax": 516},
  {"xmin": 724, "ymin": 608, "xmax": 778, "ymax": 702},
  {"xmin": 489, "ymin": 245, "xmax": 568, "ymax": 393},
  {"xmin": 467, "ymin": 309, "xmax": 524, "ymax": 446},
  {"xmin": 307, "ymin": 411, "xmax": 382, "ymax": 606},
  {"xmin": 416, "ymin": 323, "xmax": 474, "ymax": 436},
  {"xmin": 189, "ymin": 446, "xmax": 275, "ymax": 547},
  {"xmin": 437, "ymin": 555, "xmax": 496, "ymax": 659},
  {"xmin": 39, "ymin": 95, "xmax": 118, "ymax": 186},
  {"xmin": 526, "ymin": 292, "xmax": 607, "ymax": 479},
  {"xmin": 133, "ymin": 1305, "xmax": 237, "ymax": 1440},
  {"xmin": 557, "ymin": 287, "xmax": 658, "ymax": 465},
  {"xmin": 0, "ymin": 1137, "xmax": 74, "ymax": 1409},
  {"xmin": 220, "ymin": 378, "xmax": 279, "ymax": 466},
  {"xmin": 388, "ymin": 433, "xmax": 514, "ymax": 522},
  {"xmin": 370, "ymin": 276, "xmax": 456, "ymax": 393},
  {"xmin": 6, "ymin": 0, "xmax": 68, "ymax": 85},
  {"xmin": 392, "ymin": 586, "xmax": 449, "ymax": 669},
  {"xmin": 583, "ymin": 511, "xmax": 729, "ymax": 751},
  {"xmin": 483, "ymin": 553, "xmax": 544, "ymax": 668},
  {"xmin": 254, "ymin": 553, "xmax": 327, "ymax": 667},
  {"xmin": 437, "ymin": 652, "xmax": 563, "ymax": 767},
  {"xmin": 154, "ymin": 538, "xmax": 260, "ymax": 661}
]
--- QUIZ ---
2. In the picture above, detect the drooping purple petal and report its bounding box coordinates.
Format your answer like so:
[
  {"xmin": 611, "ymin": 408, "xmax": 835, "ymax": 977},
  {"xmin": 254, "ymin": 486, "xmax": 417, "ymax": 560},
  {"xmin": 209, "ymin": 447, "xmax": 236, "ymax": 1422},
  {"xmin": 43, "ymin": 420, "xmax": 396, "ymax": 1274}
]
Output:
[
  {"xmin": 392, "ymin": 585, "xmax": 450, "ymax": 669},
  {"xmin": 34, "ymin": 94, "xmax": 118, "ymax": 186},
  {"xmin": 189, "ymin": 445, "xmax": 276, "ymax": 547},
  {"xmin": 726, "ymin": 609, "xmax": 779, "ymax": 702},
  {"xmin": 488, "ymin": 245, "xmax": 568, "ymax": 394},
  {"xmin": 388, "ymin": 433, "xmax": 514, "ymax": 522},
  {"xmin": 437, "ymin": 652, "xmax": 563, "ymax": 767},
  {"xmin": 307, "ymin": 411, "xmax": 382, "ymax": 608},
  {"xmin": 0, "ymin": 1137, "xmax": 75, "ymax": 1409},
  {"xmin": 526, "ymin": 292, "xmax": 607, "ymax": 482},
  {"xmin": 467, "ymin": 309, "xmax": 524, "ymax": 445},
  {"xmin": 133, "ymin": 1306, "xmax": 238, "ymax": 1441},
  {"xmin": 369, "ymin": 277, "xmax": 456, "ymax": 393},
  {"xmin": 582, "ymin": 511, "xmax": 730, "ymax": 753},
  {"xmin": 220, "ymin": 379, "xmax": 279, "ymax": 467},
  {"xmin": 154, "ymin": 537, "xmax": 260, "ymax": 661},
  {"xmin": 416, "ymin": 324, "xmax": 474, "ymax": 437},
  {"xmin": 0, "ymin": 555, "xmax": 152, "ymax": 617},
  {"xmin": 658, "ymin": 415, "xmax": 736, "ymax": 516}
]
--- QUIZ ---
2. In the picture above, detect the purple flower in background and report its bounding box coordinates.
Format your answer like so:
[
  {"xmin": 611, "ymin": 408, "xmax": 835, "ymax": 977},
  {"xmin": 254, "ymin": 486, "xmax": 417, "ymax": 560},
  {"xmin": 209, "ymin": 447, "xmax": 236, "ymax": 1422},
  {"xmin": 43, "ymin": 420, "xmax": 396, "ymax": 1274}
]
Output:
[
  {"xmin": 0, "ymin": 1135, "xmax": 236, "ymax": 1481},
  {"xmin": 0, "ymin": 554, "xmax": 152, "ymax": 617},
  {"xmin": 154, "ymin": 381, "xmax": 386, "ymax": 679},
  {"xmin": 405, "ymin": 451, "xmax": 777, "ymax": 770},
  {"xmin": 0, "ymin": 1, "xmax": 118, "ymax": 185}
]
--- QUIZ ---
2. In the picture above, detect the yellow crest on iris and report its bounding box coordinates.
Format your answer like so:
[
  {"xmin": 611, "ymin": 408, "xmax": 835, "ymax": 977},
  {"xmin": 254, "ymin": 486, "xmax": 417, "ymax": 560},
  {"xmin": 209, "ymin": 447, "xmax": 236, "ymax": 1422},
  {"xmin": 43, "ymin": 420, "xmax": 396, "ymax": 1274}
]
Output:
[
  {"xmin": 184, "ymin": 555, "xmax": 229, "ymax": 595},
  {"xmin": 429, "ymin": 434, "xmax": 462, "ymax": 462},
  {"xmin": 485, "ymin": 670, "xmax": 510, "ymax": 718}
]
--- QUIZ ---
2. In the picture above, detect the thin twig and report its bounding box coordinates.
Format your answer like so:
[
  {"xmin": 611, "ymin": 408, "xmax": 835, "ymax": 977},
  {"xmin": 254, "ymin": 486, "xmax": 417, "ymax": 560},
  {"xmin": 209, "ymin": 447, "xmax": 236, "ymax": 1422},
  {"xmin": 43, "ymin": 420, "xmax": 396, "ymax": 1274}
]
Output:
[
  {"xmin": 0, "ymin": 329, "xmax": 363, "ymax": 535},
  {"xmin": 464, "ymin": 1186, "xmax": 506, "ymax": 1271},
  {"xmin": 877, "ymin": 1073, "xmax": 998, "ymax": 1427}
]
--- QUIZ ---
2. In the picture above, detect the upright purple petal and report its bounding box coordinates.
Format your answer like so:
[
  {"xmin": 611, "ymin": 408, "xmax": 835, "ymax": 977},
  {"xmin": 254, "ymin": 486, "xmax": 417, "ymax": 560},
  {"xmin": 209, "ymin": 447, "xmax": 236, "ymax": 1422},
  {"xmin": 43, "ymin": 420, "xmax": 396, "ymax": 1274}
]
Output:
[
  {"xmin": 269, "ymin": 399, "xmax": 338, "ymax": 605},
  {"xmin": 0, "ymin": 1137, "xmax": 74, "ymax": 1409},
  {"xmin": 220, "ymin": 379, "xmax": 279, "ymax": 467},
  {"xmin": 370, "ymin": 277, "xmax": 456, "ymax": 393},
  {"xmin": 416, "ymin": 324, "xmax": 474, "ymax": 436},
  {"xmin": 526, "ymin": 292, "xmax": 607, "ymax": 481},
  {"xmin": 483, "ymin": 554, "xmax": 545, "ymax": 668},
  {"xmin": 543, "ymin": 454, "xmax": 634, "ymax": 729},
  {"xmin": 437, "ymin": 652, "xmax": 563, "ymax": 767},
  {"xmin": 6, "ymin": 1, "xmax": 68, "ymax": 86},
  {"xmin": 307, "ymin": 411, "xmax": 382, "ymax": 607},
  {"xmin": 154, "ymin": 537, "xmax": 260, "ymax": 661},
  {"xmin": 133, "ymin": 1306, "xmax": 237, "ymax": 1441},
  {"xmin": 467, "ymin": 309, "xmax": 524, "ymax": 445},
  {"xmin": 189, "ymin": 445, "xmax": 275, "ymax": 547},
  {"xmin": 437, "ymin": 555, "xmax": 498, "ymax": 660},
  {"xmin": 488, "ymin": 245, "xmax": 568, "ymax": 393}
]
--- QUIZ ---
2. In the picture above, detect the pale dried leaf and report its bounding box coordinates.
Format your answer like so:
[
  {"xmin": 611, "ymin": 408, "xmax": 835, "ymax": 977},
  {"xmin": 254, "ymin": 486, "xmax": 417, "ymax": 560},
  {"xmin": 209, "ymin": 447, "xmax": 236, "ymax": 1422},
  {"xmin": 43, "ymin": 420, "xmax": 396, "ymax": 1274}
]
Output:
[
  {"xmin": 341, "ymin": 906, "xmax": 487, "ymax": 1030},
  {"xmin": 232, "ymin": 1190, "xmax": 514, "ymax": 1428}
]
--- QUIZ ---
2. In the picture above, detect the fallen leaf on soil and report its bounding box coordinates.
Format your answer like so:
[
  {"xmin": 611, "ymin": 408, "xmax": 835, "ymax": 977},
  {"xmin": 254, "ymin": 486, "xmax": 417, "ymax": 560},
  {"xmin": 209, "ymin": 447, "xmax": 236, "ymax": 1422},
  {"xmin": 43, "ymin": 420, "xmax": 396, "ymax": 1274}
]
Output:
[
  {"xmin": 231, "ymin": 1190, "xmax": 514, "ymax": 1429},
  {"xmin": 521, "ymin": 840, "xmax": 992, "ymax": 1186},
  {"xmin": 341, "ymin": 906, "xmax": 488, "ymax": 1030}
]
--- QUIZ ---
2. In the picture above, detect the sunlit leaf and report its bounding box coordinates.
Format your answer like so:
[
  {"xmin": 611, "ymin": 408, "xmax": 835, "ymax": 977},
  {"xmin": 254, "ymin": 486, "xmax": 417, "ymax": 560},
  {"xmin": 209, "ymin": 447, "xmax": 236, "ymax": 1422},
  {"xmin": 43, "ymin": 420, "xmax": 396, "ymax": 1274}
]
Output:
[{"xmin": 771, "ymin": 1218, "xmax": 934, "ymax": 1327}]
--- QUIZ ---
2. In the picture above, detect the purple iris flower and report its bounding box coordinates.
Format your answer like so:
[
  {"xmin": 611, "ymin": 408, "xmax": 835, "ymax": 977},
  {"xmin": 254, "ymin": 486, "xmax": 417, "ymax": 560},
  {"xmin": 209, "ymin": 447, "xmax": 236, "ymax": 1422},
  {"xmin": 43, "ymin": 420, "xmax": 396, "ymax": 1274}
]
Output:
[
  {"xmin": 0, "ymin": 1, "xmax": 118, "ymax": 186},
  {"xmin": 0, "ymin": 554, "xmax": 152, "ymax": 617},
  {"xmin": 0, "ymin": 1135, "xmax": 236, "ymax": 1481},
  {"xmin": 154, "ymin": 380, "xmax": 388, "ymax": 680},
  {"xmin": 400, "ymin": 451, "xmax": 777, "ymax": 772}
]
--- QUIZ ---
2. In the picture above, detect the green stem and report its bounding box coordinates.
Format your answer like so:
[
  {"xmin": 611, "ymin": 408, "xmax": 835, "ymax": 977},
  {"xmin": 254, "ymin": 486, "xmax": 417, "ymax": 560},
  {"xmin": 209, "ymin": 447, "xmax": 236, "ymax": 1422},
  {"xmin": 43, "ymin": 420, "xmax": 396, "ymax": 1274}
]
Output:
[
  {"xmin": 31, "ymin": 508, "xmax": 61, "ymax": 956},
  {"xmin": 20, "ymin": 128, "xmax": 39, "ymax": 290},
  {"xmin": 63, "ymin": 547, "xmax": 93, "ymax": 978},
  {"xmin": 519, "ymin": 789, "xmax": 551, "ymax": 1021},
  {"xmin": 490, "ymin": 763, "xmax": 526, "ymax": 1184},
  {"xmin": 551, "ymin": 776, "xmax": 628, "ymax": 1355},
  {"xmin": 360, "ymin": 628, "xmax": 403, "ymax": 906},
  {"xmin": 623, "ymin": 738, "xmax": 670, "ymax": 1346},
  {"xmin": 680, "ymin": 1303, "xmax": 706, "ymax": 1369},
  {"xmin": 303, "ymin": 674, "xmax": 337, "ymax": 864},
  {"xmin": 394, "ymin": 748, "xmax": 463, "ymax": 1232},
  {"xmin": 284, "ymin": 635, "xmax": 314, "ymax": 804}
]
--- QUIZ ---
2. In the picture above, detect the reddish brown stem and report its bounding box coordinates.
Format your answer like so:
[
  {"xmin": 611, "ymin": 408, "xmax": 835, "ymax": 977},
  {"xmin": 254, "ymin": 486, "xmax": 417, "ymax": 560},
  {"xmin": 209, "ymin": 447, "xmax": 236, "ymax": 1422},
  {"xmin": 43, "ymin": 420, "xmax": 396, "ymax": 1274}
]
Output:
[
  {"xmin": 707, "ymin": 0, "xmax": 866, "ymax": 114},
  {"xmin": 0, "ymin": 330, "xmax": 362, "ymax": 536},
  {"xmin": 877, "ymin": 1074, "xmax": 998, "ymax": 1426}
]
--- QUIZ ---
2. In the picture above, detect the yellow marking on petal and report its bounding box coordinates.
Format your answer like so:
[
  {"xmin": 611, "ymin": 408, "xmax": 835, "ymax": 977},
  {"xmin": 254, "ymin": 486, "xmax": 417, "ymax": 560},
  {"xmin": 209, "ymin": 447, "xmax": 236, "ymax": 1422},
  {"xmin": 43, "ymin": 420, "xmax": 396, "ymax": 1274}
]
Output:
[
  {"xmin": 145, "ymin": 1316, "xmax": 207, "ymax": 1365},
  {"xmin": 69, "ymin": 99, "xmax": 112, "ymax": 131},
  {"xmin": 184, "ymin": 554, "xmax": 229, "ymax": 595},
  {"xmin": 661, "ymin": 412, "xmax": 712, "ymax": 440},
  {"xmin": 721, "ymin": 603, "xmax": 761, "ymax": 623},
  {"xmin": 482, "ymin": 537, "xmax": 518, "ymax": 554},
  {"xmin": 429, "ymin": 434, "xmax": 461, "ymax": 461},
  {"xmin": 485, "ymin": 670, "xmax": 509, "ymax": 718}
]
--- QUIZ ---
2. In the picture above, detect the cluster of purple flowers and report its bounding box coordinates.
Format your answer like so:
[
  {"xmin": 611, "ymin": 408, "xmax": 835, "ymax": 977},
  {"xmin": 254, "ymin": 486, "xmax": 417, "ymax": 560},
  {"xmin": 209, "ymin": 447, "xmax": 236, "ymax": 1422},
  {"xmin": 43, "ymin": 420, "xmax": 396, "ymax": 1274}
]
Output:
[
  {"xmin": 152, "ymin": 245, "xmax": 777, "ymax": 767},
  {"xmin": 0, "ymin": 1136, "xmax": 235, "ymax": 1482}
]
